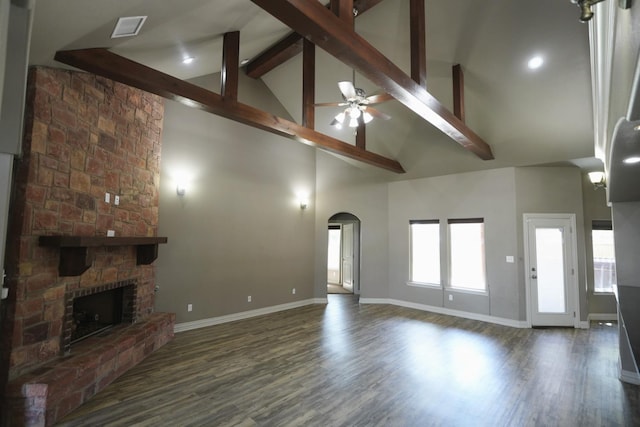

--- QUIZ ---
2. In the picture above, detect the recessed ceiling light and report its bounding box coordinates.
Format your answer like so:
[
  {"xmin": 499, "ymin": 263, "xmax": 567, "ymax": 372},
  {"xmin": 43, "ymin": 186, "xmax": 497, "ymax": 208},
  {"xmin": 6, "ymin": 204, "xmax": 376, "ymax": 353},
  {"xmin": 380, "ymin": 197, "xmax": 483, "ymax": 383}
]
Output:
[
  {"xmin": 240, "ymin": 58, "xmax": 250, "ymax": 66},
  {"xmin": 182, "ymin": 57, "xmax": 195, "ymax": 65},
  {"xmin": 527, "ymin": 56, "xmax": 544, "ymax": 70},
  {"xmin": 623, "ymin": 156, "xmax": 640, "ymax": 164},
  {"xmin": 111, "ymin": 16, "xmax": 147, "ymax": 39}
]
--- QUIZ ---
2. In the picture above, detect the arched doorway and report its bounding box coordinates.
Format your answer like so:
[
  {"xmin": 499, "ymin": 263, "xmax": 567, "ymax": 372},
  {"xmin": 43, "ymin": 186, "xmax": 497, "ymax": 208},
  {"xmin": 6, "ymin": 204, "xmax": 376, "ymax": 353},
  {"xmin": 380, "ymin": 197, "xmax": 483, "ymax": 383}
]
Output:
[{"xmin": 327, "ymin": 213, "xmax": 361, "ymax": 295}]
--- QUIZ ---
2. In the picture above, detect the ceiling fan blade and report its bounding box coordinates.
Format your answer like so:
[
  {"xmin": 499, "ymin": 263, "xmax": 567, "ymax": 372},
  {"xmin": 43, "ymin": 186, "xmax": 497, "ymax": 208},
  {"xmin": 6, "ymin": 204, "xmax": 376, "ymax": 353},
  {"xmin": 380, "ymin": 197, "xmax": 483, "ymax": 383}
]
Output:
[
  {"xmin": 338, "ymin": 81, "xmax": 357, "ymax": 100},
  {"xmin": 365, "ymin": 92, "xmax": 394, "ymax": 105},
  {"xmin": 314, "ymin": 101, "xmax": 348, "ymax": 107},
  {"xmin": 364, "ymin": 106, "xmax": 391, "ymax": 120}
]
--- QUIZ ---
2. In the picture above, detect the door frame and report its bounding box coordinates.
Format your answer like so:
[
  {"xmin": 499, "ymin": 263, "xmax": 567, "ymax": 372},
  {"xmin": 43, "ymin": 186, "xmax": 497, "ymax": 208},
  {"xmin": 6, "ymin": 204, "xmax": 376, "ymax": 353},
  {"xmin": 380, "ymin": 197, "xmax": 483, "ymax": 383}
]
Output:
[
  {"xmin": 327, "ymin": 213, "xmax": 361, "ymax": 295},
  {"xmin": 523, "ymin": 213, "xmax": 580, "ymax": 328},
  {"xmin": 327, "ymin": 223, "xmax": 342, "ymax": 285},
  {"xmin": 341, "ymin": 223, "xmax": 354, "ymax": 292}
]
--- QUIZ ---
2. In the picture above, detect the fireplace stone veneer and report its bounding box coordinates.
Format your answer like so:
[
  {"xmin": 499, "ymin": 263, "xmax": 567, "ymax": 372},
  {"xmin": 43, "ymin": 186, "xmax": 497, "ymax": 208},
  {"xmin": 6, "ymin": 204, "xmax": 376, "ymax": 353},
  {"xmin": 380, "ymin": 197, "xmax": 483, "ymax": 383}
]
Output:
[{"xmin": 0, "ymin": 67, "xmax": 174, "ymax": 426}]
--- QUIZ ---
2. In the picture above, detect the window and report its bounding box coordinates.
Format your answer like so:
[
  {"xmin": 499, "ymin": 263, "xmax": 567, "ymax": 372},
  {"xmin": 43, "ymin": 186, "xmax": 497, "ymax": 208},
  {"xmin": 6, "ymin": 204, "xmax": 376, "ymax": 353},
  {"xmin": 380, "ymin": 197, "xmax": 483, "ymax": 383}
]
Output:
[
  {"xmin": 410, "ymin": 220, "xmax": 440, "ymax": 285},
  {"xmin": 592, "ymin": 220, "xmax": 616, "ymax": 293},
  {"xmin": 448, "ymin": 218, "xmax": 486, "ymax": 291}
]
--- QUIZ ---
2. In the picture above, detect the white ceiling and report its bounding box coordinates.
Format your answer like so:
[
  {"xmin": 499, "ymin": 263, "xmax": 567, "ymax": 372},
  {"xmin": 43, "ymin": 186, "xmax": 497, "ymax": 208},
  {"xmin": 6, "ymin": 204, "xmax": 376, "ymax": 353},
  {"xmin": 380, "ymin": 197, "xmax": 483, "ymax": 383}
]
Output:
[{"xmin": 28, "ymin": 0, "xmax": 601, "ymax": 180}]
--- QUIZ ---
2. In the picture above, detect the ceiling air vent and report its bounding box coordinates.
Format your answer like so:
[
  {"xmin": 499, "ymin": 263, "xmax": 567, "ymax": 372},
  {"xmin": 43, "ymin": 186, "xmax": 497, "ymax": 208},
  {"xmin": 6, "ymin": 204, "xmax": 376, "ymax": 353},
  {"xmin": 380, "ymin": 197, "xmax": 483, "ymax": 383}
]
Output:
[{"xmin": 111, "ymin": 16, "xmax": 147, "ymax": 38}]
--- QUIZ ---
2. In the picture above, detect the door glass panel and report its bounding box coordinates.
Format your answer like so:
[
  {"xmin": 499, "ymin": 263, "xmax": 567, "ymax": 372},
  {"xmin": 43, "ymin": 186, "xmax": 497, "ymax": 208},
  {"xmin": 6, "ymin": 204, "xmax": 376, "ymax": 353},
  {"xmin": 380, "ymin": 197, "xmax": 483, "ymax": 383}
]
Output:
[{"xmin": 535, "ymin": 228, "xmax": 566, "ymax": 313}]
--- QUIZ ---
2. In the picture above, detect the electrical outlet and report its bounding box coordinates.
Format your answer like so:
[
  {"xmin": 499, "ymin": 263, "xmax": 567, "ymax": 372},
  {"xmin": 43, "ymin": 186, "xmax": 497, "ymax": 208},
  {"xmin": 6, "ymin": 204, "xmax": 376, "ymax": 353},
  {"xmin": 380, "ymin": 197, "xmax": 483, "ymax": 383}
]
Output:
[
  {"xmin": 105, "ymin": 192, "xmax": 110, "ymax": 203},
  {"xmin": 506, "ymin": 255, "xmax": 515, "ymax": 263},
  {"xmin": 107, "ymin": 229, "xmax": 115, "ymax": 237},
  {"xmin": 114, "ymin": 195, "xmax": 120, "ymax": 205},
  {"xmin": 448, "ymin": 294, "xmax": 453, "ymax": 301},
  {"xmin": 292, "ymin": 288, "xmax": 296, "ymax": 295},
  {"xmin": 187, "ymin": 304, "xmax": 193, "ymax": 312},
  {"xmin": 247, "ymin": 295, "xmax": 252, "ymax": 303}
]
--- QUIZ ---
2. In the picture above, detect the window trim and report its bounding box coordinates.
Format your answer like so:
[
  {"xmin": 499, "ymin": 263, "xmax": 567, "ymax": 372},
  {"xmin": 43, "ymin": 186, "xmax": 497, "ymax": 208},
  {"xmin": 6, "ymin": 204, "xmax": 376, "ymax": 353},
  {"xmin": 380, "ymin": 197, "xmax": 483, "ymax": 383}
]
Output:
[
  {"xmin": 408, "ymin": 219, "xmax": 441, "ymax": 287},
  {"xmin": 447, "ymin": 218, "xmax": 487, "ymax": 294},
  {"xmin": 591, "ymin": 219, "xmax": 615, "ymax": 295}
]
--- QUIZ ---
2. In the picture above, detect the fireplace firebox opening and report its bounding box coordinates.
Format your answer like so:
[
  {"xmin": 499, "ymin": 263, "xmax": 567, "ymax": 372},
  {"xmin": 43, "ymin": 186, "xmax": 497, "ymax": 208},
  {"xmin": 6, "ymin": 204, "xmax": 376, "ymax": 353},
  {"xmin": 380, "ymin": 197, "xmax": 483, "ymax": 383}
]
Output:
[{"xmin": 63, "ymin": 279, "xmax": 137, "ymax": 353}]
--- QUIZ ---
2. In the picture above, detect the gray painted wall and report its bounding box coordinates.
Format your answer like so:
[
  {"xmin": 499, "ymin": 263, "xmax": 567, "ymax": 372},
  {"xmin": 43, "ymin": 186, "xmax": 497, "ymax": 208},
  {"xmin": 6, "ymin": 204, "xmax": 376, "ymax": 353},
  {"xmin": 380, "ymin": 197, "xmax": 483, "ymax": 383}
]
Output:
[
  {"xmin": 514, "ymin": 167, "xmax": 588, "ymax": 322},
  {"xmin": 155, "ymin": 73, "xmax": 317, "ymax": 323},
  {"xmin": 151, "ymin": 71, "xmax": 604, "ymax": 327},
  {"xmin": 313, "ymin": 162, "xmax": 593, "ymax": 324},
  {"xmin": 314, "ymin": 151, "xmax": 391, "ymax": 300},
  {"xmin": 387, "ymin": 167, "xmax": 519, "ymax": 320}
]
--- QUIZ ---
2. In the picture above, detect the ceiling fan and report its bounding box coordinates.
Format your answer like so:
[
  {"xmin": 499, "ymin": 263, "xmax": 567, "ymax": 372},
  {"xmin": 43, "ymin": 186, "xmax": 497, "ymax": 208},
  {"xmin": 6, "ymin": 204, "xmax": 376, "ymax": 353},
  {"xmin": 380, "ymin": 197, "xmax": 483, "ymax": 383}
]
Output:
[{"xmin": 315, "ymin": 80, "xmax": 392, "ymax": 129}]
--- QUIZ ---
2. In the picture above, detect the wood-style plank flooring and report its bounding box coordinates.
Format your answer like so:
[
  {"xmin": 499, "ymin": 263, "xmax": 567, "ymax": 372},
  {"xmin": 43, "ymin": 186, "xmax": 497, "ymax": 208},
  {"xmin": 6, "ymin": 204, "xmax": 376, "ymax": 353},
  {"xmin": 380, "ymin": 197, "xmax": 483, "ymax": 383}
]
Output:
[{"xmin": 57, "ymin": 295, "xmax": 640, "ymax": 426}]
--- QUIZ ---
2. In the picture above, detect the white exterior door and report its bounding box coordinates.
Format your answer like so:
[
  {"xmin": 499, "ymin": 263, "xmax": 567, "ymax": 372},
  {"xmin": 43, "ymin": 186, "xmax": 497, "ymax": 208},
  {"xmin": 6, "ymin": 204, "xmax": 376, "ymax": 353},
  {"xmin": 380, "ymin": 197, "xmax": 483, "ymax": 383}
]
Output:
[
  {"xmin": 524, "ymin": 214, "xmax": 579, "ymax": 327},
  {"xmin": 341, "ymin": 223, "xmax": 354, "ymax": 292}
]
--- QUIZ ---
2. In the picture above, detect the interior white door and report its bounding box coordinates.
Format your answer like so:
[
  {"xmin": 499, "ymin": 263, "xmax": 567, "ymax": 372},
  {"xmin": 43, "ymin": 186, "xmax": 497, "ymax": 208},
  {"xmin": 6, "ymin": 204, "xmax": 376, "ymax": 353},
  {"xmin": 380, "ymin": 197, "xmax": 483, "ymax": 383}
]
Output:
[
  {"xmin": 327, "ymin": 225, "xmax": 342, "ymax": 285},
  {"xmin": 525, "ymin": 215, "xmax": 578, "ymax": 327},
  {"xmin": 341, "ymin": 223, "xmax": 354, "ymax": 292}
]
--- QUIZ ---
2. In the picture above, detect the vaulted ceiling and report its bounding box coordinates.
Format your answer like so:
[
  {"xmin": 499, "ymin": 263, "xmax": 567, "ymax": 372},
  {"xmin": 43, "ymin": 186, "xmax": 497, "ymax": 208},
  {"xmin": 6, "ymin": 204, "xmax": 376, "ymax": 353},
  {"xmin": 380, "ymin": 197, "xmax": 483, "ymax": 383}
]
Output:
[{"xmin": 28, "ymin": 0, "xmax": 597, "ymax": 180}]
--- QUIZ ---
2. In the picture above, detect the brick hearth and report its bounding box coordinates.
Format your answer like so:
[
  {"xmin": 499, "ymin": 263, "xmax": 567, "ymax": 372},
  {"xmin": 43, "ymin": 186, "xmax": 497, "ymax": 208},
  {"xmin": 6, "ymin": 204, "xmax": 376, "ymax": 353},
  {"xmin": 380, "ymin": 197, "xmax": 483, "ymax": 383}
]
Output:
[
  {"xmin": 1, "ymin": 67, "xmax": 174, "ymax": 426},
  {"xmin": 5, "ymin": 312, "xmax": 174, "ymax": 426}
]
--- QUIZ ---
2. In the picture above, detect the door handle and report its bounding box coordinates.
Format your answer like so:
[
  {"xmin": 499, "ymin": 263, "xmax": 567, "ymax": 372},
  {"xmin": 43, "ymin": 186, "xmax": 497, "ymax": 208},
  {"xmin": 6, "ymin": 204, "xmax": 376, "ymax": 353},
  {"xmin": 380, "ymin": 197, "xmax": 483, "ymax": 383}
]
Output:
[{"xmin": 531, "ymin": 274, "xmax": 537, "ymax": 279}]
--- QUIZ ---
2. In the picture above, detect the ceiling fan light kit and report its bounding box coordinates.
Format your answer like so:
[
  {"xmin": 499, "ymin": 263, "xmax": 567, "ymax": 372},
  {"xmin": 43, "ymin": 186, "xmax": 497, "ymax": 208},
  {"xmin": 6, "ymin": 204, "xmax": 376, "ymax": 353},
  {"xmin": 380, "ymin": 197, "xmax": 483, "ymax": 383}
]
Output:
[{"xmin": 322, "ymin": 80, "xmax": 390, "ymax": 129}]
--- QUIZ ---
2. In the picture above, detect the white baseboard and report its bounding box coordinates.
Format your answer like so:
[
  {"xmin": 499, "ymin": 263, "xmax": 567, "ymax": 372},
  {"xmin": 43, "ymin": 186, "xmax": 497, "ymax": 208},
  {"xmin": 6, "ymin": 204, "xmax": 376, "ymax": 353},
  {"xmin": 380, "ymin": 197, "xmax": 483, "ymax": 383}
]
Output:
[
  {"xmin": 588, "ymin": 313, "xmax": 618, "ymax": 321},
  {"xmin": 174, "ymin": 298, "xmax": 324, "ymax": 333},
  {"xmin": 619, "ymin": 367, "xmax": 640, "ymax": 385},
  {"xmin": 360, "ymin": 298, "xmax": 528, "ymax": 329},
  {"xmin": 577, "ymin": 320, "xmax": 590, "ymax": 329},
  {"xmin": 174, "ymin": 297, "xmax": 614, "ymax": 334}
]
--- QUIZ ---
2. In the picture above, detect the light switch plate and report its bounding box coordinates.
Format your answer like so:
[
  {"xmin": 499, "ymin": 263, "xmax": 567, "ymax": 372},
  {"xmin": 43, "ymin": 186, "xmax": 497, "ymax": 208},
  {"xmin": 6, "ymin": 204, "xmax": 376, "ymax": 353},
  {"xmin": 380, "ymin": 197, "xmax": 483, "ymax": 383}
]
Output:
[{"xmin": 506, "ymin": 256, "xmax": 515, "ymax": 263}]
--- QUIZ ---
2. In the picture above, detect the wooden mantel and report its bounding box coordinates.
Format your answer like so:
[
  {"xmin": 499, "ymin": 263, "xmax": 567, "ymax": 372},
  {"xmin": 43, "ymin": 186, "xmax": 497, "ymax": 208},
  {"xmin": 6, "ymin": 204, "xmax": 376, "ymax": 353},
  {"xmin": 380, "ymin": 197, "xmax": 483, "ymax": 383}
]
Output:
[{"xmin": 39, "ymin": 236, "xmax": 168, "ymax": 276}]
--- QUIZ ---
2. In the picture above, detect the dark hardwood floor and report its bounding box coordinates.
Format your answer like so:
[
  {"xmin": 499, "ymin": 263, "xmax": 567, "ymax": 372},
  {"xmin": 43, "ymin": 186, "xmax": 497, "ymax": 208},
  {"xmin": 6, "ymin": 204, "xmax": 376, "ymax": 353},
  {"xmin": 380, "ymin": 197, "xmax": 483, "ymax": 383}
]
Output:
[{"xmin": 57, "ymin": 295, "xmax": 640, "ymax": 426}]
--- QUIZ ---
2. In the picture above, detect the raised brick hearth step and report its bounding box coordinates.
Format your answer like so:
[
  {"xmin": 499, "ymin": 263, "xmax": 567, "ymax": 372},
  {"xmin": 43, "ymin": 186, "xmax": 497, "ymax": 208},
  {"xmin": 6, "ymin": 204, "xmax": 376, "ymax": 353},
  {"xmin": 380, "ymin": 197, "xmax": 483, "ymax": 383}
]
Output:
[{"xmin": 5, "ymin": 312, "xmax": 175, "ymax": 426}]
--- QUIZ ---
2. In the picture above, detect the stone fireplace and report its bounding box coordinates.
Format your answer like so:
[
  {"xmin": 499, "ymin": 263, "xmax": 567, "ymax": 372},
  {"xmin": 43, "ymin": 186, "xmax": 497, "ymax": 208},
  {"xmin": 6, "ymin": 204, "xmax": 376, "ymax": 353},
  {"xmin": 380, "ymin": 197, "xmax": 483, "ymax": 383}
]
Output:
[{"xmin": 0, "ymin": 67, "xmax": 175, "ymax": 426}]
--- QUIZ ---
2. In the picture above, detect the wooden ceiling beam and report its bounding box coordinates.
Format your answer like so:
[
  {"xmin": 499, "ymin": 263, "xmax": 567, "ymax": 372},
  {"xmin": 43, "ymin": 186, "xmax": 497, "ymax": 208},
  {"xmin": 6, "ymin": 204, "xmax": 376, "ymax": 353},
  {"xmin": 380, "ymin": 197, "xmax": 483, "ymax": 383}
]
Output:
[
  {"xmin": 245, "ymin": 0, "xmax": 385, "ymax": 79},
  {"xmin": 356, "ymin": 117, "xmax": 366, "ymax": 150},
  {"xmin": 221, "ymin": 31, "xmax": 240, "ymax": 101},
  {"xmin": 331, "ymin": 0, "xmax": 354, "ymax": 27},
  {"xmin": 251, "ymin": 0, "xmax": 494, "ymax": 160},
  {"xmin": 302, "ymin": 39, "xmax": 315, "ymax": 129},
  {"xmin": 410, "ymin": 0, "xmax": 427, "ymax": 88},
  {"xmin": 54, "ymin": 48, "xmax": 404, "ymax": 173},
  {"xmin": 452, "ymin": 64, "xmax": 465, "ymax": 122}
]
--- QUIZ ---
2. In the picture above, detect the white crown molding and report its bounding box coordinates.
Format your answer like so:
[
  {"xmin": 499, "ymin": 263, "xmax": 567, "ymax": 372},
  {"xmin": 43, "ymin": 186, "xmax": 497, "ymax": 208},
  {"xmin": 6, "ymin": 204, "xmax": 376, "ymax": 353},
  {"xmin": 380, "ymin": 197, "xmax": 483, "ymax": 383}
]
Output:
[{"xmin": 588, "ymin": 0, "xmax": 617, "ymax": 168}]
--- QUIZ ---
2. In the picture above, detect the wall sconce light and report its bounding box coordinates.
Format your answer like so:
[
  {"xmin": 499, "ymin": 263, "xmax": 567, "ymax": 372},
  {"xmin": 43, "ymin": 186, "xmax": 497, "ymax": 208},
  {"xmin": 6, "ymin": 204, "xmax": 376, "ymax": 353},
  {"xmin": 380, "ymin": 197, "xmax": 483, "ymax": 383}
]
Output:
[
  {"xmin": 299, "ymin": 198, "xmax": 309, "ymax": 210},
  {"xmin": 588, "ymin": 171, "xmax": 606, "ymax": 189},
  {"xmin": 176, "ymin": 183, "xmax": 186, "ymax": 196}
]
